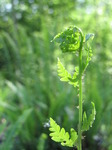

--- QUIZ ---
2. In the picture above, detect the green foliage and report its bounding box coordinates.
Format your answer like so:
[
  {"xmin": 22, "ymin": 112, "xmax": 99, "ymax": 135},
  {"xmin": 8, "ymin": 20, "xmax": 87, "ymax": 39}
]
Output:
[
  {"xmin": 0, "ymin": 108, "xmax": 32, "ymax": 150},
  {"xmin": 82, "ymin": 102, "xmax": 96, "ymax": 131},
  {"xmin": 37, "ymin": 133, "xmax": 47, "ymax": 150},
  {"xmin": 0, "ymin": 0, "xmax": 112, "ymax": 150},
  {"xmin": 49, "ymin": 25, "xmax": 96, "ymax": 150},
  {"xmin": 108, "ymin": 145, "xmax": 112, "ymax": 150},
  {"xmin": 82, "ymin": 34, "xmax": 94, "ymax": 74},
  {"xmin": 49, "ymin": 118, "xmax": 78, "ymax": 147},
  {"xmin": 57, "ymin": 58, "xmax": 78, "ymax": 87},
  {"xmin": 52, "ymin": 26, "xmax": 81, "ymax": 53},
  {"xmin": 57, "ymin": 58, "xmax": 72, "ymax": 82}
]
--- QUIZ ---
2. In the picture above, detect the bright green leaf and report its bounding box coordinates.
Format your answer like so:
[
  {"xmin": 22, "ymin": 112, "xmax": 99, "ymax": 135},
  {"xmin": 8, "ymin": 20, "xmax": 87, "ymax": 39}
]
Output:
[
  {"xmin": 70, "ymin": 128, "xmax": 78, "ymax": 143},
  {"xmin": 57, "ymin": 58, "xmax": 79, "ymax": 87},
  {"xmin": 49, "ymin": 118, "xmax": 78, "ymax": 148}
]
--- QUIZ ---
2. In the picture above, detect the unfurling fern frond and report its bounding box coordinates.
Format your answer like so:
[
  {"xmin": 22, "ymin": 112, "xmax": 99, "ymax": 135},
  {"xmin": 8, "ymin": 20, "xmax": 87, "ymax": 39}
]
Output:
[
  {"xmin": 49, "ymin": 26, "xmax": 95, "ymax": 150},
  {"xmin": 57, "ymin": 58, "xmax": 79, "ymax": 87},
  {"xmin": 49, "ymin": 118, "xmax": 78, "ymax": 147},
  {"xmin": 51, "ymin": 26, "xmax": 81, "ymax": 53},
  {"xmin": 82, "ymin": 102, "xmax": 96, "ymax": 131}
]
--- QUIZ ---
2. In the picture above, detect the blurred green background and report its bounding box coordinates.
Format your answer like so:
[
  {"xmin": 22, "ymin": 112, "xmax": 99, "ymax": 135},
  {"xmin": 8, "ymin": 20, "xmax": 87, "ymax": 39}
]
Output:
[{"xmin": 0, "ymin": 0, "xmax": 112, "ymax": 150}]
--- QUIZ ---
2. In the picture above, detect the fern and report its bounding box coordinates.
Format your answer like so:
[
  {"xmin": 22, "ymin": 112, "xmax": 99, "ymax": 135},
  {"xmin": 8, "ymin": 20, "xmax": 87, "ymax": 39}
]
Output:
[
  {"xmin": 52, "ymin": 26, "xmax": 81, "ymax": 53},
  {"xmin": 49, "ymin": 118, "xmax": 78, "ymax": 147},
  {"xmin": 49, "ymin": 26, "xmax": 95, "ymax": 150},
  {"xmin": 57, "ymin": 58, "xmax": 79, "ymax": 87},
  {"xmin": 82, "ymin": 102, "xmax": 96, "ymax": 131}
]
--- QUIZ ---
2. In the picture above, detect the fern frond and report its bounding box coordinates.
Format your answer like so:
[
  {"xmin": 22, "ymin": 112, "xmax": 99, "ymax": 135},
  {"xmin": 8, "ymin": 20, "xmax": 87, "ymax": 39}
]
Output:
[
  {"xmin": 82, "ymin": 44, "xmax": 93, "ymax": 74},
  {"xmin": 49, "ymin": 118, "xmax": 78, "ymax": 147},
  {"xmin": 68, "ymin": 66, "xmax": 79, "ymax": 87},
  {"xmin": 57, "ymin": 58, "xmax": 72, "ymax": 82},
  {"xmin": 52, "ymin": 26, "xmax": 81, "ymax": 53},
  {"xmin": 57, "ymin": 58, "xmax": 79, "ymax": 87},
  {"xmin": 82, "ymin": 33, "xmax": 94, "ymax": 74},
  {"xmin": 82, "ymin": 102, "xmax": 96, "ymax": 131}
]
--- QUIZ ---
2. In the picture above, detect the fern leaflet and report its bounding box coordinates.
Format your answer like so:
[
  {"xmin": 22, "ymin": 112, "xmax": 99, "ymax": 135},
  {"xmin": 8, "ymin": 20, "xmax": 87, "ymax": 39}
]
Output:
[
  {"xmin": 57, "ymin": 58, "xmax": 78, "ymax": 87},
  {"xmin": 49, "ymin": 118, "xmax": 78, "ymax": 147},
  {"xmin": 82, "ymin": 44, "xmax": 93, "ymax": 74},
  {"xmin": 82, "ymin": 33, "xmax": 94, "ymax": 74},
  {"xmin": 82, "ymin": 102, "xmax": 96, "ymax": 131}
]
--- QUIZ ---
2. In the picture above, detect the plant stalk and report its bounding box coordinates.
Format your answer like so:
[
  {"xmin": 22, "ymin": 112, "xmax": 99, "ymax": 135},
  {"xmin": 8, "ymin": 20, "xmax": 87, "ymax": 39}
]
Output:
[{"xmin": 78, "ymin": 33, "xmax": 83, "ymax": 150}]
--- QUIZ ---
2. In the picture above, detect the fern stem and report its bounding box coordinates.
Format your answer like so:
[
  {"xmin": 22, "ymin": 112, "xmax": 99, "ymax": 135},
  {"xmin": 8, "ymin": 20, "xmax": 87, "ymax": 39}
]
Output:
[{"xmin": 78, "ymin": 32, "xmax": 83, "ymax": 150}]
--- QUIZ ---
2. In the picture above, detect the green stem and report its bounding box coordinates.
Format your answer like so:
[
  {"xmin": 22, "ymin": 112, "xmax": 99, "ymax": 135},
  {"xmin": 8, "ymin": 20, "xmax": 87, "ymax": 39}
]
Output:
[{"xmin": 78, "ymin": 32, "xmax": 83, "ymax": 150}]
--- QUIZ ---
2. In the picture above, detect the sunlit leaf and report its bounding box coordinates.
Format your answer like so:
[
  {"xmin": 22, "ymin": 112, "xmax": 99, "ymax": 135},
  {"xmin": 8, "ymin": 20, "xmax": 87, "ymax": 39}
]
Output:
[
  {"xmin": 57, "ymin": 58, "xmax": 72, "ymax": 82},
  {"xmin": 57, "ymin": 58, "xmax": 79, "ymax": 87},
  {"xmin": 49, "ymin": 118, "xmax": 78, "ymax": 147}
]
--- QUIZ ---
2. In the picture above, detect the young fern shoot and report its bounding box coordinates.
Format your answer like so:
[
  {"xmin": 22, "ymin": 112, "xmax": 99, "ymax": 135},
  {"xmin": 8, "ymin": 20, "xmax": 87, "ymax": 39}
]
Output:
[{"xmin": 49, "ymin": 26, "xmax": 96, "ymax": 150}]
